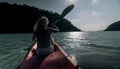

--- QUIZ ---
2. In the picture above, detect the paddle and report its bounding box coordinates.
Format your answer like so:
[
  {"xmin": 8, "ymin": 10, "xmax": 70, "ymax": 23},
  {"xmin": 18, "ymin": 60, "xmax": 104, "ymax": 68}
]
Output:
[
  {"xmin": 51, "ymin": 4, "xmax": 75, "ymax": 26},
  {"xmin": 61, "ymin": 4, "xmax": 75, "ymax": 18}
]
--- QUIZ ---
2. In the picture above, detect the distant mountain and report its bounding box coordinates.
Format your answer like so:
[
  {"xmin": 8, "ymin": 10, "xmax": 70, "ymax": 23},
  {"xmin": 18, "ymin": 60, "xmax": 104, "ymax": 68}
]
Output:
[
  {"xmin": 0, "ymin": 2, "xmax": 81, "ymax": 33},
  {"xmin": 105, "ymin": 21, "xmax": 120, "ymax": 31}
]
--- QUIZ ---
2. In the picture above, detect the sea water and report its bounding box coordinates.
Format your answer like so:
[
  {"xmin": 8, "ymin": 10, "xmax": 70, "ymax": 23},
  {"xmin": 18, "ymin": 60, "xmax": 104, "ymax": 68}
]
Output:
[{"xmin": 0, "ymin": 31, "xmax": 120, "ymax": 69}]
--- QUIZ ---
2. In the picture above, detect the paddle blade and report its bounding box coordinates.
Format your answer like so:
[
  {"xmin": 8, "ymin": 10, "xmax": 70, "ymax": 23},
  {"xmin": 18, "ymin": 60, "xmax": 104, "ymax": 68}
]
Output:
[{"xmin": 61, "ymin": 4, "xmax": 75, "ymax": 18}]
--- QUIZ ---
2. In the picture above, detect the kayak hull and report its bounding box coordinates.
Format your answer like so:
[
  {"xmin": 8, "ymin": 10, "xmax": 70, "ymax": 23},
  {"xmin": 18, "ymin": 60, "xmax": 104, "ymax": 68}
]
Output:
[{"xmin": 17, "ymin": 40, "xmax": 80, "ymax": 69}]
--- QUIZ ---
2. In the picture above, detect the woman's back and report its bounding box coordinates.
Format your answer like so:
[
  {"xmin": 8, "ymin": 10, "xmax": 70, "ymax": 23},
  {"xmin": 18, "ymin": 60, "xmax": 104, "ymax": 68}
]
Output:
[{"xmin": 36, "ymin": 29, "xmax": 51, "ymax": 48}]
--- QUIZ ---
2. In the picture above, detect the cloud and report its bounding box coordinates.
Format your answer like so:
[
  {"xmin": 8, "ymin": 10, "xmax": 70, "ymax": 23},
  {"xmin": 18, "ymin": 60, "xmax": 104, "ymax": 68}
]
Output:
[
  {"xmin": 92, "ymin": 0, "xmax": 98, "ymax": 5},
  {"xmin": 77, "ymin": 22, "xmax": 108, "ymax": 31},
  {"xmin": 69, "ymin": 11, "xmax": 107, "ymax": 31},
  {"xmin": 91, "ymin": 11, "xmax": 100, "ymax": 16},
  {"xmin": 71, "ymin": 19, "xmax": 78, "ymax": 22},
  {"xmin": 66, "ymin": 0, "xmax": 78, "ymax": 4}
]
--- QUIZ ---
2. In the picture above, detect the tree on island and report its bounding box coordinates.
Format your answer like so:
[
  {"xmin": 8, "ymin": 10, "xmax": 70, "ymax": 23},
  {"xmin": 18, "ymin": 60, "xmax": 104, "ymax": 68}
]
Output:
[
  {"xmin": 0, "ymin": 2, "xmax": 80, "ymax": 33},
  {"xmin": 105, "ymin": 21, "xmax": 120, "ymax": 31}
]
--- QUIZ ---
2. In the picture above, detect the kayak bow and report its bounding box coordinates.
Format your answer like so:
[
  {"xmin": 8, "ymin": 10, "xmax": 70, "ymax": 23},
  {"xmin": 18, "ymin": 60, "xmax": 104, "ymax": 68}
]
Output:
[{"xmin": 17, "ymin": 39, "xmax": 80, "ymax": 69}]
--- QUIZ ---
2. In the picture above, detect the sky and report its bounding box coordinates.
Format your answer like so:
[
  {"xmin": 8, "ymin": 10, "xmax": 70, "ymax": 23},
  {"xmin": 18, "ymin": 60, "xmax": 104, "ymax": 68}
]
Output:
[{"xmin": 0, "ymin": 0, "xmax": 120, "ymax": 31}]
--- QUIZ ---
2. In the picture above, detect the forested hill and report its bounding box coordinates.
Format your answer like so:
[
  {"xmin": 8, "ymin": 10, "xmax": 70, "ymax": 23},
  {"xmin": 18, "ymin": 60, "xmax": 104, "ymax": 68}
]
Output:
[
  {"xmin": 0, "ymin": 2, "xmax": 81, "ymax": 33},
  {"xmin": 105, "ymin": 21, "xmax": 120, "ymax": 31}
]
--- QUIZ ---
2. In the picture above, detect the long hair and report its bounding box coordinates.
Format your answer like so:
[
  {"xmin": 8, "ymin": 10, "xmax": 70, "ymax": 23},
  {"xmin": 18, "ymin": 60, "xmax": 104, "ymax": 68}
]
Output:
[
  {"xmin": 33, "ymin": 16, "xmax": 49, "ymax": 38},
  {"xmin": 34, "ymin": 16, "xmax": 49, "ymax": 32}
]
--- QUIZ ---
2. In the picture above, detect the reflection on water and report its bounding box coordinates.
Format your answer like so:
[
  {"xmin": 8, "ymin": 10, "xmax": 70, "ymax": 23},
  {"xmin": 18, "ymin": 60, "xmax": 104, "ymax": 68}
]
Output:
[
  {"xmin": 66, "ymin": 32, "xmax": 85, "ymax": 39},
  {"xmin": 0, "ymin": 32, "xmax": 120, "ymax": 69},
  {"xmin": 52, "ymin": 32, "xmax": 120, "ymax": 69},
  {"xmin": 64, "ymin": 32, "xmax": 87, "ymax": 48}
]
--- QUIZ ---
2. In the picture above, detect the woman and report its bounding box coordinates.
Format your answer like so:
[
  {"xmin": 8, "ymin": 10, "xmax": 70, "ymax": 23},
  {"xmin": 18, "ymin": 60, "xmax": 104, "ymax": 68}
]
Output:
[{"xmin": 33, "ymin": 16, "xmax": 59, "ymax": 59}]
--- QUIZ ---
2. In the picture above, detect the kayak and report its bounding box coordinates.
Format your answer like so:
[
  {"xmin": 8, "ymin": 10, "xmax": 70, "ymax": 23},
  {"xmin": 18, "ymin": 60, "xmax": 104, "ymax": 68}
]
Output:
[{"xmin": 17, "ymin": 39, "xmax": 80, "ymax": 69}]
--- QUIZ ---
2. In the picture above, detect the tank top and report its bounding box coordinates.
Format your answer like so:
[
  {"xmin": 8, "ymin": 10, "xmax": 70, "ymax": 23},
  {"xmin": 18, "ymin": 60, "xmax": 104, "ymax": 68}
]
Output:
[{"xmin": 36, "ymin": 29, "xmax": 51, "ymax": 48}]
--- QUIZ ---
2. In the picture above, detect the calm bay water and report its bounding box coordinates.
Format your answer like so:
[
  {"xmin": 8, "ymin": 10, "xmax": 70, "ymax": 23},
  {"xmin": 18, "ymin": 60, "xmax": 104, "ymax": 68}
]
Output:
[{"xmin": 0, "ymin": 31, "xmax": 120, "ymax": 69}]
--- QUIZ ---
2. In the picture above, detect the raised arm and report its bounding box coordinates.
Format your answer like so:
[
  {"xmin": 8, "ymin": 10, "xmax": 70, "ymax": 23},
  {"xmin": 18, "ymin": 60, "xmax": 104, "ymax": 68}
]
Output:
[{"xmin": 49, "ymin": 25, "xmax": 60, "ymax": 32}]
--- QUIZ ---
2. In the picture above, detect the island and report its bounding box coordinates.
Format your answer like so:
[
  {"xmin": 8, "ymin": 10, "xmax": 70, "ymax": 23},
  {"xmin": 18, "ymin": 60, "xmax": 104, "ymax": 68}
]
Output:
[
  {"xmin": 0, "ymin": 2, "xmax": 81, "ymax": 33},
  {"xmin": 105, "ymin": 21, "xmax": 120, "ymax": 31}
]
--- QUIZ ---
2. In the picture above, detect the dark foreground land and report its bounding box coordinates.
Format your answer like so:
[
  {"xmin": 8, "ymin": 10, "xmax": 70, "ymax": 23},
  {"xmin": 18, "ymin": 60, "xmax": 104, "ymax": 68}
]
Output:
[{"xmin": 0, "ymin": 2, "xmax": 80, "ymax": 33}]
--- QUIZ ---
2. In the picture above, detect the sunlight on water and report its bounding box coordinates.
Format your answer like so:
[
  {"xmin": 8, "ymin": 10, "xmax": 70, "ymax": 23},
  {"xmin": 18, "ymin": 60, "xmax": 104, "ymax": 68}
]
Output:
[
  {"xmin": 0, "ymin": 32, "xmax": 120, "ymax": 69},
  {"xmin": 65, "ymin": 32, "xmax": 88, "ymax": 48},
  {"xmin": 53, "ymin": 32, "xmax": 120, "ymax": 69},
  {"xmin": 66, "ymin": 32, "xmax": 85, "ymax": 39},
  {"xmin": 70, "ymin": 54, "xmax": 78, "ymax": 63}
]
